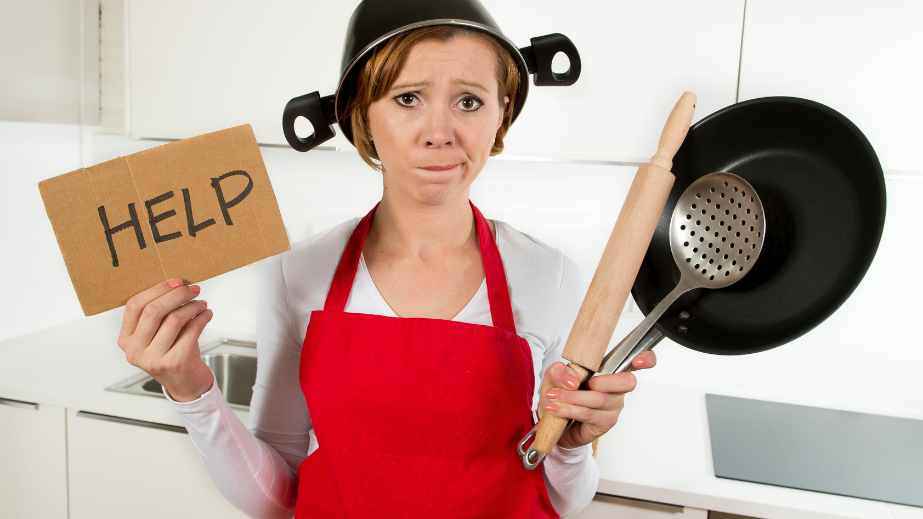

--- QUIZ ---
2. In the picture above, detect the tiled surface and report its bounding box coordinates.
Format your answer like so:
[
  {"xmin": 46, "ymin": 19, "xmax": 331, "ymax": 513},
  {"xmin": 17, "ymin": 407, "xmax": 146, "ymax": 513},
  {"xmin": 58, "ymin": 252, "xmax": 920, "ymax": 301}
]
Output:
[{"xmin": 739, "ymin": 0, "xmax": 923, "ymax": 172}]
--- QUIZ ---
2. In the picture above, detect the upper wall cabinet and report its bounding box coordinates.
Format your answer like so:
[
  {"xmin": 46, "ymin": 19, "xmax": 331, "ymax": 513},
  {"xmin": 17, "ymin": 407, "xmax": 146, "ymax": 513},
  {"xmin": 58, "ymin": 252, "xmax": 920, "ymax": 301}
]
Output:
[
  {"xmin": 739, "ymin": 1, "xmax": 922, "ymax": 173},
  {"xmin": 481, "ymin": 0, "xmax": 743, "ymax": 163},
  {"xmin": 128, "ymin": 0, "xmax": 356, "ymax": 150},
  {"xmin": 128, "ymin": 0, "xmax": 743, "ymax": 163}
]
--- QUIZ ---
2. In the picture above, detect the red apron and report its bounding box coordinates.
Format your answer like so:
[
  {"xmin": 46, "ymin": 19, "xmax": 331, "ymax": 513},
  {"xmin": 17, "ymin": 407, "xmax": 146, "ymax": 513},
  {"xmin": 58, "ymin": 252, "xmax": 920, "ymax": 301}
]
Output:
[{"xmin": 294, "ymin": 199, "xmax": 559, "ymax": 518}]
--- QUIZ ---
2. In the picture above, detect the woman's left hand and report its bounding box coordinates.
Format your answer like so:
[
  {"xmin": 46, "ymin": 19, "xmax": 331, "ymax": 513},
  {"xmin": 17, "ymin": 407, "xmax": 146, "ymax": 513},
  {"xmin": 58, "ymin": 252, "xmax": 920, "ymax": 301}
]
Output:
[{"xmin": 538, "ymin": 350, "xmax": 657, "ymax": 450}]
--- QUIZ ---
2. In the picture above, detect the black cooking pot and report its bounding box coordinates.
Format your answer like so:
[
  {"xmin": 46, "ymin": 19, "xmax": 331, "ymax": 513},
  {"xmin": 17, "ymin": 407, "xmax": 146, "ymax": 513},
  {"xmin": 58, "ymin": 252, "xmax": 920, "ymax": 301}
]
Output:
[
  {"xmin": 630, "ymin": 96, "xmax": 886, "ymax": 355},
  {"xmin": 282, "ymin": 0, "xmax": 582, "ymax": 152}
]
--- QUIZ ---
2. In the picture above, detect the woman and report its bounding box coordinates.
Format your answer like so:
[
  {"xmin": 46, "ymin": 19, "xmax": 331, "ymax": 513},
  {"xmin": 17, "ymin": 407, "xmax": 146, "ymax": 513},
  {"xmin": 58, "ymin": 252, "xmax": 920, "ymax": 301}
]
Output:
[{"xmin": 116, "ymin": 23, "xmax": 656, "ymax": 519}]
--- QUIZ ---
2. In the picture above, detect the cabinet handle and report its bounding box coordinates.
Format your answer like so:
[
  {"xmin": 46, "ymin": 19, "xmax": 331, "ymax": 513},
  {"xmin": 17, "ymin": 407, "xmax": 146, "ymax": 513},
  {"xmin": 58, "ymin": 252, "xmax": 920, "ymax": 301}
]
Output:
[
  {"xmin": 594, "ymin": 493, "xmax": 685, "ymax": 513},
  {"xmin": 0, "ymin": 396, "xmax": 39, "ymax": 410},
  {"xmin": 76, "ymin": 410, "xmax": 187, "ymax": 434}
]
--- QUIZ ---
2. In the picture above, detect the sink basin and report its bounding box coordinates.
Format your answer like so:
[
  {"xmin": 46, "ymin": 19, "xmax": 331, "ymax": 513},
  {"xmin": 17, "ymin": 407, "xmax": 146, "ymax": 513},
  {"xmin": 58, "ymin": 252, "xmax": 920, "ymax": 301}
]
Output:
[{"xmin": 106, "ymin": 338, "xmax": 257, "ymax": 410}]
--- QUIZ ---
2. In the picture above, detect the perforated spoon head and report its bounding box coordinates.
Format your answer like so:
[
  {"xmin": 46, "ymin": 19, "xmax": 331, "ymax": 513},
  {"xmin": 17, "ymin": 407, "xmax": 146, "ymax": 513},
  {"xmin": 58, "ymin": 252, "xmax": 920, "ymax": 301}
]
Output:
[{"xmin": 669, "ymin": 172, "xmax": 767, "ymax": 290}]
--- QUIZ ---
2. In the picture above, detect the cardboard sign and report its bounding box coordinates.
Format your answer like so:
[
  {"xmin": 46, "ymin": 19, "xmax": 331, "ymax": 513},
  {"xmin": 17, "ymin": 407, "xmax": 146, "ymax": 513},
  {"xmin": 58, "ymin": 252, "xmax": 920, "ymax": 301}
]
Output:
[{"xmin": 39, "ymin": 124, "xmax": 290, "ymax": 315}]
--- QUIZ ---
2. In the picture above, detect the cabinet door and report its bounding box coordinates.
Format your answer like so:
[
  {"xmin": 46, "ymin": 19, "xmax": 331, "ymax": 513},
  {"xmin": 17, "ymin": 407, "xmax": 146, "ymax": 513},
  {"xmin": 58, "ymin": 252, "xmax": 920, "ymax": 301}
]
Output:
[
  {"xmin": 0, "ymin": 399, "xmax": 67, "ymax": 519},
  {"xmin": 577, "ymin": 493, "xmax": 707, "ymax": 518},
  {"xmin": 128, "ymin": 0, "xmax": 356, "ymax": 148},
  {"xmin": 481, "ymin": 0, "xmax": 743, "ymax": 163},
  {"xmin": 67, "ymin": 409, "xmax": 250, "ymax": 519}
]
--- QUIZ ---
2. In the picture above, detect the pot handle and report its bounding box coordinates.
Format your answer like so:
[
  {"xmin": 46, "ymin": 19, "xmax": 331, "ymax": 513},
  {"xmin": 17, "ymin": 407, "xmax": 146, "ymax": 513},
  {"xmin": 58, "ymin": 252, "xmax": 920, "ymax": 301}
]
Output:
[
  {"xmin": 282, "ymin": 91, "xmax": 336, "ymax": 152},
  {"xmin": 520, "ymin": 33, "xmax": 582, "ymax": 86}
]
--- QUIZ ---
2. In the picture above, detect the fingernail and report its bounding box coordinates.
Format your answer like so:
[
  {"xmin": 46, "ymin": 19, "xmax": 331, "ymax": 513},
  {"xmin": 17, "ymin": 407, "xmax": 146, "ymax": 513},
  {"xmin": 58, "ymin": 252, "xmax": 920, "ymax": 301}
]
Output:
[
  {"xmin": 544, "ymin": 403, "xmax": 558, "ymax": 413},
  {"xmin": 190, "ymin": 285, "xmax": 201, "ymax": 294},
  {"xmin": 168, "ymin": 278, "xmax": 182, "ymax": 288},
  {"xmin": 547, "ymin": 389, "xmax": 559, "ymax": 400},
  {"xmin": 567, "ymin": 377, "xmax": 579, "ymax": 389}
]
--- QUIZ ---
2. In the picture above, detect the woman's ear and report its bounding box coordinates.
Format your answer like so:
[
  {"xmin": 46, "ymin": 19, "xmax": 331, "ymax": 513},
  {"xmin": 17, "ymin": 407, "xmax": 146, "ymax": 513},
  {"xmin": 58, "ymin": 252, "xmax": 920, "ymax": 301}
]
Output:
[{"xmin": 497, "ymin": 95, "xmax": 510, "ymax": 130}]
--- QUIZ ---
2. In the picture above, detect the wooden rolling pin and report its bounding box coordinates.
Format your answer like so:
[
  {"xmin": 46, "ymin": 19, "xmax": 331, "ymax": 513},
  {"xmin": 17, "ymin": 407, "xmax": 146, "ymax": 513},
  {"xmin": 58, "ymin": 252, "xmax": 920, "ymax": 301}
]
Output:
[{"xmin": 518, "ymin": 91, "xmax": 697, "ymax": 469}]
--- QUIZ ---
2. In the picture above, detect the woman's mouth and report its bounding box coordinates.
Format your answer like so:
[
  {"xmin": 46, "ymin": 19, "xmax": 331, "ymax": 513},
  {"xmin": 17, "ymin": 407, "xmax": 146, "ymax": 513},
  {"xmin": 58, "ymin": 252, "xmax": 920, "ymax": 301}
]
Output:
[{"xmin": 419, "ymin": 163, "xmax": 462, "ymax": 171}]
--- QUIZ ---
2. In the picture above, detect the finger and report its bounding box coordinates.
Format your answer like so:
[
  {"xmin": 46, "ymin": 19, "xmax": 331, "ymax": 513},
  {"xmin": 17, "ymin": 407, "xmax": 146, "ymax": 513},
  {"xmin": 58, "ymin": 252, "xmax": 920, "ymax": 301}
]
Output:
[
  {"xmin": 540, "ymin": 362, "xmax": 568, "ymax": 399},
  {"xmin": 120, "ymin": 278, "xmax": 184, "ymax": 338},
  {"xmin": 544, "ymin": 398, "xmax": 613, "ymax": 427},
  {"xmin": 629, "ymin": 350, "xmax": 657, "ymax": 371},
  {"xmin": 163, "ymin": 307, "xmax": 213, "ymax": 364},
  {"xmin": 587, "ymin": 371, "xmax": 637, "ymax": 393},
  {"xmin": 133, "ymin": 284, "xmax": 201, "ymax": 347},
  {"xmin": 147, "ymin": 300, "xmax": 209, "ymax": 357},
  {"xmin": 550, "ymin": 362, "xmax": 583, "ymax": 390},
  {"xmin": 548, "ymin": 388, "xmax": 622, "ymax": 412},
  {"xmin": 541, "ymin": 362, "xmax": 563, "ymax": 386}
]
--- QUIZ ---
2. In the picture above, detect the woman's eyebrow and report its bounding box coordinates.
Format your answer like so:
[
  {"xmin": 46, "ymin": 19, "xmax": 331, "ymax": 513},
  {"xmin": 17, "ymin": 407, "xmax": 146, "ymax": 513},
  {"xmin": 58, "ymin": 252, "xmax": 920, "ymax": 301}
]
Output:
[{"xmin": 390, "ymin": 79, "xmax": 488, "ymax": 93}]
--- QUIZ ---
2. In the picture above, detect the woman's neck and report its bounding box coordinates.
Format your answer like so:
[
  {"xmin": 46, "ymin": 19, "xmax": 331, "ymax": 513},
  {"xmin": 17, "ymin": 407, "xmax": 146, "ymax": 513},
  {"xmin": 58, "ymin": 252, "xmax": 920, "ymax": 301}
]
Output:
[{"xmin": 366, "ymin": 192, "xmax": 481, "ymax": 264}]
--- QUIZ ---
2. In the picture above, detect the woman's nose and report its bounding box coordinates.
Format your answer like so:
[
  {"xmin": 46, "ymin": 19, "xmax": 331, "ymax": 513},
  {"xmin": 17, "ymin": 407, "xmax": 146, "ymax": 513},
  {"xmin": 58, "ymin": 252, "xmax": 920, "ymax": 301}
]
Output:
[{"xmin": 422, "ymin": 106, "xmax": 455, "ymax": 147}]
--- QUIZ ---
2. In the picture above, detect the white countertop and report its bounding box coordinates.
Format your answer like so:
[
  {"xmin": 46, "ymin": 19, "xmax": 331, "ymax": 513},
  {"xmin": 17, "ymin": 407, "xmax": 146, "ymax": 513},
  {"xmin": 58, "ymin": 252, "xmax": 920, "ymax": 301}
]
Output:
[
  {"xmin": 0, "ymin": 312, "xmax": 249, "ymax": 428},
  {"xmin": 595, "ymin": 380, "xmax": 923, "ymax": 519},
  {"xmin": 1, "ymin": 315, "xmax": 920, "ymax": 519}
]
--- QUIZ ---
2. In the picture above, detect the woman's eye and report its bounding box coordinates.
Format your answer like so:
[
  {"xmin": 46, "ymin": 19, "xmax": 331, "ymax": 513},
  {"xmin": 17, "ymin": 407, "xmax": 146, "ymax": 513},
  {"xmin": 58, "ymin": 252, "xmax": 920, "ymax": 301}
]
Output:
[
  {"xmin": 459, "ymin": 95, "xmax": 483, "ymax": 112},
  {"xmin": 394, "ymin": 93, "xmax": 418, "ymax": 107}
]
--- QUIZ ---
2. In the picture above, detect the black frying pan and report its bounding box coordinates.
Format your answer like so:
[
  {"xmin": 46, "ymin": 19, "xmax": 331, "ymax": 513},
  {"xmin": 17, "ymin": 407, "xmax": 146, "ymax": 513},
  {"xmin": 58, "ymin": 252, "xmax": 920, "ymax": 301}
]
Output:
[{"xmin": 630, "ymin": 96, "xmax": 886, "ymax": 355}]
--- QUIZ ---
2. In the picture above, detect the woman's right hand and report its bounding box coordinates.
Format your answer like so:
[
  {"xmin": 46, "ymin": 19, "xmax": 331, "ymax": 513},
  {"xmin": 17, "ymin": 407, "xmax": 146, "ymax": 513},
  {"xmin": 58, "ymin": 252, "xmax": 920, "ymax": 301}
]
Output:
[{"xmin": 117, "ymin": 278, "xmax": 215, "ymax": 402}]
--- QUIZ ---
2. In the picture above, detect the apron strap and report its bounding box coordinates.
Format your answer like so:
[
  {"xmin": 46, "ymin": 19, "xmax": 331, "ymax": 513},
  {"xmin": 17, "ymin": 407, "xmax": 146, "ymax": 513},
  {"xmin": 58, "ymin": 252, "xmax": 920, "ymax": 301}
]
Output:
[
  {"xmin": 469, "ymin": 201, "xmax": 516, "ymax": 333},
  {"xmin": 323, "ymin": 199, "xmax": 517, "ymax": 334}
]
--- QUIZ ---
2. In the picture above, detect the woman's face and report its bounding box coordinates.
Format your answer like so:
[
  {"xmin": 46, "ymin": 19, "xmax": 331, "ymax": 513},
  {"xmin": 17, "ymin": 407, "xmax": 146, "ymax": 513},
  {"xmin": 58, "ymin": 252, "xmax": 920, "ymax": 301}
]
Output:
[{"xmin": 367, "ymin": 34, "xmax": 509, "ymax": 206}]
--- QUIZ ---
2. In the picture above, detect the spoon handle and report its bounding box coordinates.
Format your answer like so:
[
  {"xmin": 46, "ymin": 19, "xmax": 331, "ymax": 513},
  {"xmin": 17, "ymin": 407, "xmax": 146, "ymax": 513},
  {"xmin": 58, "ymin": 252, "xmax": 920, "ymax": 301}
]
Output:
[{"xmin": 599, "ymin": 276, "xmax": 696, "ymax": 374}]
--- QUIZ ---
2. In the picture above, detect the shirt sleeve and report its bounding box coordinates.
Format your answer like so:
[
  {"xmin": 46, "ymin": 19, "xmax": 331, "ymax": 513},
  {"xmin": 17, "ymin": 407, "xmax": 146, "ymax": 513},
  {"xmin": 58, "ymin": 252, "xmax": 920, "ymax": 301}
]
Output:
[
  {"xmin": 538, "ymin": 251, "xmax": 600, "ymax": 517},
  {"xmin": 161, "ymin": 252, "xmax": 307, "ymax": 518}
]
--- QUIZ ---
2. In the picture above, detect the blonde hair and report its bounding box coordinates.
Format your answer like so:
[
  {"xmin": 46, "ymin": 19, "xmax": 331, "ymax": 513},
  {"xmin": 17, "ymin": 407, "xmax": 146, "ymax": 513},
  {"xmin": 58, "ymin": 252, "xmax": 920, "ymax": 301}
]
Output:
[{"xmin": 344, "ymin": 25, "xmax": 521, "ymax": 171}]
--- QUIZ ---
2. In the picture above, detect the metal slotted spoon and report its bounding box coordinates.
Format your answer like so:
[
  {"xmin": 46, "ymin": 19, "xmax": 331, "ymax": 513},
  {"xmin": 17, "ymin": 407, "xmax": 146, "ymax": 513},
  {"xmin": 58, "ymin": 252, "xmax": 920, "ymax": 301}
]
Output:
[{"xmin": 597, "ymin": 171, "xmax": 767, "ymax": 375}]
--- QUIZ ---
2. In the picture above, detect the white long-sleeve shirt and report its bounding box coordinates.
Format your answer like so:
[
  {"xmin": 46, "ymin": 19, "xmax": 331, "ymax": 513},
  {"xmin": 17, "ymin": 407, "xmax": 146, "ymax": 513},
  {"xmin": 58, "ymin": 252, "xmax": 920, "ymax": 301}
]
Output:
[{"xmin": 163, "ymin": 214, "xmax": 599, "ymax": 518}]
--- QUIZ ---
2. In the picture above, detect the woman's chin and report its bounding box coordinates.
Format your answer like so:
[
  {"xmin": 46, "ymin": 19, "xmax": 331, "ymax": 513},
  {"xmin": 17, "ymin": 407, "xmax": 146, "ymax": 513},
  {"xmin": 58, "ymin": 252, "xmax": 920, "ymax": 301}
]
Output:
[
  {"xmin": 410, "ymin": 181, "xmax": 469, "ymax": 206},
  {"xmin": 415, "ymin": 186, "xmax": 454, "ymax": 203}
]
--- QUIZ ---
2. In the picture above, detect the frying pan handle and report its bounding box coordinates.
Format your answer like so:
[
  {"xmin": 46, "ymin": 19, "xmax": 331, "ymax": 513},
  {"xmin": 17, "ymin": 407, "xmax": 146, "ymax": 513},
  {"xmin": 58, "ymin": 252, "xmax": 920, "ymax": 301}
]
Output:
[
  {"xmin": 519, "ymin": 33, "xmax": 582, "ymax": 86},
  {"xmin": 282, "ymin": 91, "xmax": 337, "ymax": 152}
]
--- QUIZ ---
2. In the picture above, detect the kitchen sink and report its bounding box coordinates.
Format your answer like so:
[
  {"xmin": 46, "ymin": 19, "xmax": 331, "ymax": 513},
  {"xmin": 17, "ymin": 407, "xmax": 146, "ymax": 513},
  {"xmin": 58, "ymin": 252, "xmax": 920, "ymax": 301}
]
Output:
[{"xmin": 105, "ymin": 338, "xmax": 257, "ymax": 410}]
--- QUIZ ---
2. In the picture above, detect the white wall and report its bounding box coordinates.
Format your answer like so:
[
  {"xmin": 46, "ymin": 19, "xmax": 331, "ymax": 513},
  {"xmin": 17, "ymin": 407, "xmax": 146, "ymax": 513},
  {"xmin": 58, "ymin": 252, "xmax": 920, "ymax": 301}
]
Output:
[
  {"xmin": 2, "ymin": 1, "xmax": 921, "ymax": 421},
  {"xmin": 1, "ymin": 122, "xmax": 84, "ymax": 340}
]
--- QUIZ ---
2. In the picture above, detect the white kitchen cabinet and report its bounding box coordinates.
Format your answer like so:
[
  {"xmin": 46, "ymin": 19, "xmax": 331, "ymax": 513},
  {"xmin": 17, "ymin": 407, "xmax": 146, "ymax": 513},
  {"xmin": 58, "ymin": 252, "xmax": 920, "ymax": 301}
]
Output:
[
  {"xmin": 127, "ymin": 0, "xmax": 356, "ymax": 149},
  {"xmin": 480, "ymin": 0, "xmax": 743, "ymax": 163},
  {"xmin": 739, "ymin": 1, "xmax": 923, "ymax": 173},
  {"xmin": 127, "ymin": 0, "xmax": 743, "ymax": 163},
  {"xmin": 0, "ymin": 398, "xmax": 67, "ymax": 519},
  {"xmin": 66, "ymin": 408, "xmax": 249, "ymax": 519},
  {"xmin": 577, "ymin": 493, "xmax": 708, "ymax": 518}
]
